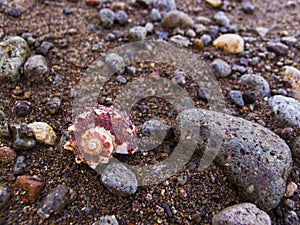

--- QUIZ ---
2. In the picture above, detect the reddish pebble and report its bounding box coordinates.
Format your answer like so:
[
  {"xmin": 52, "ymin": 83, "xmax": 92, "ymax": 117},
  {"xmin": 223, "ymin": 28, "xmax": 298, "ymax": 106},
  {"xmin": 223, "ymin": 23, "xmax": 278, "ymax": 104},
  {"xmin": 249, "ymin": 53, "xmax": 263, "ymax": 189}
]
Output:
[
  {"xmin": 285, "ymin": 181, "xmax": 298, "ymax": 197},
  {"xmin": 0, "ymin": 146, "xmax": 16, "ymax": 164},
  {"xmin": 16, "ymin": 175, "xmax": 45, "ymax": 203},
  {"xmin": 85, "ymin": 0, "xmax": 100, "ymax": 6}
]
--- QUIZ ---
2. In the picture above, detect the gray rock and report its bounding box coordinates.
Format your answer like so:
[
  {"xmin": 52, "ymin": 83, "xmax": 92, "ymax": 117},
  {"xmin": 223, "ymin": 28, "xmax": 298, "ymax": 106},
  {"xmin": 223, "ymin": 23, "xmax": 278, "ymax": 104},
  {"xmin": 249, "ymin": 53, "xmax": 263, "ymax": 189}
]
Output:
[
  {"xmin": 212, "ymin": 203, "xmax": 271, "ymax": 225},
  {"xmin": 14, "ymin": 101, "xmax": 31, "ymax": 116},
  {"xmin": 0, "ymin": 185, "xmax": 10, "ymax": 209},
  {"xmin": 136, "ymin": 0, "xmax": 154, "ymax": 7},
  {"xmin": 255, "ymin": 27, "xmax": 269, "ymax": 39},
  {"xmin": 101, "ymin": 162, "xmax": 138, "ymax": 196},
  {"xmin": 213, "ymin": 11, "xmax": 230, "ymax": 27},
  {"xmin": 99, "ymin": 8, "xmax": 115, "ymax": 28},
  {"xmin": 115, "ymin": 10, "xmax": 128, "ymax": 26},
  {"xmin": 36, "ymin": 41, "xmax": 53, "ymax": 56},
  {"xmin": 266, "ymin": 41, "xmax": 289, "ymax": 55},
  {"xmin": 176, "ymin": 109, "xmax": 293, "ymax": 211},
  {"xmin": 10, "ymin": 124, "xmax": 36, "ymax": 150},
  {"xmin": 198, "ymin": 87, "xmax": 212, "ymax": 101},
  {"xmin": 0, "ymin": 36, "xmax": 29, "ymax": 82},
  {"xmin": 211, "ymin": 59, "xmax": 231, "ymax": 78},
  {"xmin": 228, "ymin": 90, "xmax": 245, "ymax": 107},
  {"xmin": 92, "ymin": 215, "xmax": 119, "ymax": 225},
  {"xmin": 150, "ymin": 8, "xmax": 161, "ymax": 22},
  {"xmin": 7, "ymin": 7, "xmax": 21, "ymax": 18},
  {"xmin": 162, "ymin": 10, "xmax": 194, "ymax": 30},
  {"xmin": 283, "ymin": 210, "xmax": 299, "ymax": 225},
  {"xmin": 242, "ymin": 1, "xmax": 255, "ymax": 14},
  {"xmin": 240, "ymin": 74, "xmax": 270, "ymax": 102},
  {"xmin": 105, "ymin": 53, "xmax": 125, "ymax": 74},
  {"xmin": 0, "ymin": 110, "xmax": 10, "ymax": 139},
  {"xmin": 116, "ymin": 75, "xmax": 126, "ymax": 84},
  {"xmin": 281, "ymin": 36, "xmax": 297, "ymax": 45},
  {"xmin": 171, "ymin": 71, "xmax": 186, "ymax": 84},
  {"xmin": 105, "ymin": 33, "xmax": 116, "ymax": 41},
  {"xmin": 128, "ymin": 26, "xmax": 147, "ymax": 41},
  {"xmin": 46, "ymin": 97, "xmax": 61, "ymax": 115},
  {"xmin": 170, "ymin": 35, "xmax": 190, "ymax": 47},
  {"xmin": 291, "ymin": 137, "xmax": 300, "ymax": 159},
  {"xmin": 200, "ymin": 34, "xmax": 212, "ymax": 46},
  {"xmin": 145, "ymin": 22, "xmax": 154, "ymax": 34},
  {"xmin": 269, "ymin": 95, "xmax": 300, "ymax": 129},
  {"xmin": 13, "ymin": 156, "xmax": 26, "ymax": 175},
  {"xmin": 24, "ymin": 55, "xmax": 49, "ymax": 82},
  {"xmin": 38, "ymin": 185, "xmax": 73, "ymax": 219},
  {"xmin": 153, "ymin": 0, "xmax": 176, "ymax": 12}
]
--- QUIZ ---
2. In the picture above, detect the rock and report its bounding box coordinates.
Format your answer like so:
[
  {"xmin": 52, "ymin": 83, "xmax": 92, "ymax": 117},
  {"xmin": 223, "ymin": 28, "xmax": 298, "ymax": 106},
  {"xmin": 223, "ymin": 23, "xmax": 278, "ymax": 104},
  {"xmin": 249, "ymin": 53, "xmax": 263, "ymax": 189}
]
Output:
[
  {"xmin": 27, "ymin": 122, "xmax": 56, "ymax": 146},
  {"xmin": 192, "ymin": 39, "xmax": 204, "ymax": 51},
  {"xmin": 106, "ymin": 33, "xmax": 116, "ymax": 41},
  {"xmin": 46, "ymin": 97, "xmax": 61, "ymax": 115},
  {"xmin": 36, "ymin": 41, "xmax": 53, "ymax": 56},
  {"xmin": 198, "ymin": 87, "xmax": 211, "ymax": 101},
  {"xmin": 172, "ymin": 71, "xmax": 186, "ymax": 84},
  {"xmin": 116, "ymin": 75, "xmax": 126, "ymax": 84},
  {"xmin": 24, "ymin": 55, "xmax": 49, "ymax": 82},
  {"xmin": 0, "ymin": 185, "xmax": 10, "ymax": 209},
  {"xmin": 281, "ymin": 36, "xmax": 297, "ymax": 45},
  {"xmin": 115, "ymin": 10, "xmax": 128, "ymax": 26},
  {"xmin": 194, "ymin": 24, "xmax": 207, "ymax": 34},
  {"xmin": 0, "ymin": 36, "xmax": 29, "ymax": 82},
  {"xmin": 213, "ymin": 11, "xmax": 230, "ymax": 27},
  {"xmin": 101, "ymin": 162, "xmax": 138, "ymax": 196},
  {"xmin": 176, "ymin": 109, "xmax": 293, "ymax": 210},
  {"xmin": 266, "ymin": 41, "xmax": 289, "ymax": 55},
  {"xmin": 136, "ymin": 0, "xmax": 154, "ymax": 7},
  {"xmin": 269, "ymin": 95, "xmax": 300, "ymax": 129},
  {"xmin": 213, "ymin": 34, "xmax": 244, "ymax": 54},
  {"xmin": 7, "ymin": 7, "xmax": 21, "ymax": 17},
  {"xmin": 212, "ymin": 203, "xmax": 271, "ymax": 225},
  {"xmin": 13, "ymin": 156, "xmax": 26, "ymax": 175},
  {"xmin": 150, "ymin": 8, "xmax": 161, "ymax": 22},
  {"xmin": 153, "ymin": 0, "xmax": 176, "ymax": 12},
  {"xmin": 85, "ymin": 0, "xmax": 100, "ymax": 6},
  {"xmin": 242, "ymin": 1, "xmax": 255, "ymax": 14},
  {"xmin": 105, "ymin": 53, "xmax": 125, "ymax": 74},
  {"xmin": 228, "ymin": 90, "xmax": 245, "ymax": 107},
  {"xmin": 0, "ymin": 146, "xmax": 16, "ymax": 164},
  {"xmin": 145, "ymin": 22, "xmax": 154, "ymax": 34},
  {"xmin": 291, "ymin": 137, "xmax": 300, "ymax": 159},
  {"xmin": 8, "ymin": 0, "xmax": 34, "ymax": 13},
  {"xmin": 99, "ymin": 8, "xmax": 115, "ymax": 28},
  {"xmin": 200, "ymin": 34, "xmax": 212, "ymax": 46},
  {"xmin": 205, "ymin": 0, "xmax": 222, "ymax": 8},
  {"xmin": 93, "ymin": 215, "xmax": 119, "ymax": 225},
  {"xmin": 284, "ymin": 181, "xmax": 297, "ymax": 197},
  {"xmin": 282, "ymin": 66, "xmax": 300, "ymax": 102},
  {"xmin": 255, "ymin": 27, "xmax": 269, "ymax": 39},
  {"xmin": 13, "ymin": 101, "xmax": 31, "ymax": 116},
  {"xmin": 16, "ymin": 175, "xmax": 45, "ymax": 203},
  {"xmin": 211, "ymin": 59, "xmax": 231, "ymax": 78},
  {"xmin": 128, "ymin": 26, "xmax": 147, "ymax": 41},
  {"xmin": 186, "ymin": 29, "xmax": 196, "ymax": 38},
  {"xmin": 0, "ymin": 110, "xmax": 10, "ymax": 139},
  {"xmin": 10, "ymin": 124, "xmax": 36, "ymax": 150},
  {"xmin": 170, "ymin": 35, "xmax": 190, "ymax": 47},
  {"xmin": 162, "ymin": 10, "xmax": 194, "ymax": 30},
  {"xmin": 240, "ymin": 74, "xmax": 270, "ymax": 102},
  {"xmin": 283, "ymin": 210, "xmax": 299, "ymax": 225},
  {"xmin": 63, "ymin": 7, "xmax": 72, "ymax": 15},
  {"xmin": 38, "ymin": 185, "xmax": 75, "ymax": 219}
]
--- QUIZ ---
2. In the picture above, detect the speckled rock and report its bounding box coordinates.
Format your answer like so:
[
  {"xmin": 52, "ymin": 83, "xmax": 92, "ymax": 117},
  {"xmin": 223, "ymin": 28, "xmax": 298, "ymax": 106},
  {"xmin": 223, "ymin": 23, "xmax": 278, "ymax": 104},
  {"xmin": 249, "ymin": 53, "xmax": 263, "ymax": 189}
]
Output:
[
  {"xmin": 269, "ymin": 95, "xmax": 300, "ymax": 129},
  {"xmin": 213, "ymin": 34, "xmax": 244, "ymax": 54},
  {"xmin": 0, "ymin": 110, "xmax": 10, "ymax": 139},
  {"xmin": 240, "ymin": 74, "xmax": 270, "ymax": 101},
  {"xmin": 176, "ymin": 109, "xmax": 293, "ymax": 211},
  {"xmin": 205, "ymin": 0, "xmax": 222, "ymax": 8},
  {"xmin": 10, "ymin": 124, "xmax": 36, "ymax": 150},
  {"xmin": 115, "ymin": 10, "xmax": 128, "ymax": 26},
  {"xmin": 170, "ymin": 35, "xmax": 190, "ymax": 47},
  {"xmin": 291, "ymin": 137, "xmax": 300, "ymax": 159},
  {"xmin": 0, "ymin": 146, "xmax": 16, "ymax": 164},
  {"xmin": 13, "ymin": 100, "xmax": 31, "ymax": 116},
  {"xmin": 93, "ymin": 215, "xmax": 119, "ymax": 225},
  {"xmin": 212, "ymin": 203, "xmax": 271, "ymax": 225},
  {"xmin": 228, "ymin": 90, "xmax": 245, "ymax": 107},
  {"xmin": 282, "ymin": 66, "xmax": 300, "ymax": 101},
  {"xmin": 99, "ymin": 8, "xmax": 115, "ymax": 28},
  {"xmin": 128, "ymin": 26, "xmax": 147, "ymax": 41},
  {"xmin": 153, "ymin": 0, "xmax": 176, "ymax": 12},
  {"xmin": 16, "ymin": 175, "xmax": 45, "ymax": 203},
  {"xmin": 0, "ymin": 36, "xmax": 29, "ymax": 82},
  {"xmin": 13, "ymin": 155, "xmax": 26, "ymax": 175},
  {"xmin": 213, "ymin": 11, "xmax": 230, "ymax": 27},
  {"xmin": 162, "ymin": 10, "xmax": 194, "ymax": 29},
  {"xmin": 46, "ymin": 97, "xmax": 61, "ymax": 115},
  {"xmin": 172, "ymin": 71, "xmax": 187, "ymax": 84},
  {"xmin": 201, "ymin": 34, "xmax": 212, "ymax": 46},
  {"xmin": 150, "ymin": 8, "xmax": 161, "ymax": 22},
  {"xmin": 101, "ymin": 162, "xmax": 138, "ymax": 196},
  {"xmin": 105, "ymin": 53, "xmax": 125, "ymax": 74},
  {"xmin": 211, "ymin": 59, "xmax": 231, "ymax": 78},
  {"xmin": 36, "ymin": 41, "xmax": 53, "ymax": 56},
  {"xmin": 24, "ymin": 55, "xmax": 49, "ymax": 82},
  {"xmin": 266, "ymin": 41, "xmax": 289, "ymax": 55},
  {"xmin": 27, "ymin": 122, "xmax": 56, "ymax": 146},
  {"xmin": 0, "ymin": 185, "xmax": 10, "ymax": 209}
]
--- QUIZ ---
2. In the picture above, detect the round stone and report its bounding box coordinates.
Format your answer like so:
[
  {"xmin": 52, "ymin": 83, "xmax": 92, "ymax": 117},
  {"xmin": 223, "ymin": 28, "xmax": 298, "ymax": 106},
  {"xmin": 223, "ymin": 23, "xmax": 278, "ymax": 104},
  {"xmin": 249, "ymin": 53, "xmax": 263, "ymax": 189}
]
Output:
[
  {"xmin": 128, "ymin": 26, "xmax": 147, "ymax": 41},
  {"xmin": 24, "ymin": 55, "xmax": 49, "ymax": 82},
  {"xmin": 99, "ymin": 8, "xmax": 115, "ymax": 28},
  {"xmin": 162, "ymin": 10, "xmax": 194, "ymax": 29},
  {"xmin": 211, "ymin": 59, "xmax": 231, "ymax": 78},
  {"xmin": 115, "ymin": 10, "xmax": 128, "ymax": 26},
  {"xmin": 213, "ymin": 11, "xmax": 230, "ymax": 27},
  {"xmin": 150, "ymin": 8, "xmax": 161, "ymax": 22},
  {"xmin": 213, "ymin": 34, "xmax": 244, "ymax": 53}
]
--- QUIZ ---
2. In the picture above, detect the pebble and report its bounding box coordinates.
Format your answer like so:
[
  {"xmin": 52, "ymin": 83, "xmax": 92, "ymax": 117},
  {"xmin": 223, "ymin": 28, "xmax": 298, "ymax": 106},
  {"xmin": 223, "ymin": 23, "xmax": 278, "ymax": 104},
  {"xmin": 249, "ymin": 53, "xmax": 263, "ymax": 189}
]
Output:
[
  {"xmin": 24, "ymin": 55, "xmax": 49, "ymax": 82},
  {"xmin": 116, "ymin": 75, "xmax": 127, "ymax": 84},
  {"xmin": 85, "ymin": 0, "xmax": 100, "ymax": 6},
  {"xmin": 171, "ymin": 71, "xmax": 187, "ymax": 84},
  {"xmin": 7, "ymin": 7, "xmax": 21, "ymax": 17},
  {"xmin": 255, "ymin": 27, "xmax": 269, "ymax": 38},
  {"xmin": 63, "ymin": 7, "xmax": 72, "ymax": 15},
  {"xmin": 266, "ymin": 41, "xmax": 289, "ymax": 55},
  {"xmin": 198, "ymin": 87, "xmax": 211, "ymax": 100},
  {"xmin": 145, "ymin": 22, "xmax": 154, "ymax": 34},
  {"xmin": 232, "ymin": 64, "xmax": 246, "ymax": 73},
  {"xmin": 93, "ymin": 215, "xmax": 119, "ymax": 225},
  {"xmin": 170, "ymin": 35, "xmax": 190, "ymax": 47},
  {"xmin": 36, "ymin": 41, "xmax": 53, "ymax": 56},
  {"xmin": 213, "ymin": 34, "xmax": 244, "ymax": 53},
  {"xmin": 282, "ymin": 66, "xmax": 300, "ymax": 101},
  {"xmin": 153, "ymin": 0, "xmax": 176, "ymax": 12},
  {"xmin": 240, "ymin": 74, "xmax": 270, "ymax": 101},
  {"xmin": 10, "ymin": 124, "xmax": 36, "ymax": 150},
  {"xmin": 284, "ymin": 199, "xmax": 296, "ymax": 209},
  {"xmin": 212, "ymin": 203, "xmax": 271, "ymax": 225},
  {"xmin": 115, "ymin": 10, "xmax": 128, "ymax": 26},
  {"xmin": 284, "ymin": 181, "xmax": 297, "ymax": 197},
  {"xmin": 283, "ymin": 210, "xmax": 299, "ymax": 225},
  {"xmin": 99, "ymin": 8, "xmax": 115, "ymax": 28},
  {"xmin": 194, "ymin": 24, "xmax": 208, "ymax": 34},
  {"xmin": 177, "ymin": 109, "xmax": 293, "ymax": 210},
  {"xmin": 291, "ymin": 137, "xmax": 300, "ymax": 159},
  {"xmin": 13, "ymin": 101, "xmax": 31, "ymax": 116},
  {"xmin": 38, "ymin": 185, "xmax": 74, "ymax": 219},
  {"xmin": 206, "ymin": 0, "xmax": 222, "ymax": 8},
  {"xmin": 269, "ymin": 95, "xmax": 300, "ymax": 129},
  {"xmin": 281, "ymin": 36, "xmax": 297, "ymax": 45},
  {"xmin": 16, "ymin": 175, "xmax": 45, "ymax": 203},
  {"xmin": 162, "ymin": 10, "xmax": 194, "ymax": 29},
  {"xmin": 0, "ymin": 185, "xmax": 10, "ymax": 208},
  {"xmin": 27, "ymin": 122, "xmax": 56, "ymax": 146},
  {"xmin": 200, "ymin": 34, "xmax": 212, "ymax": 46},
  {"xmin": 0, "ymin": 36, "xmax": 29, "ymax": 82},
  {"xmin": 0, "ymin": 146, "xmax": 16, "ymax": 164},
  {"xmin": 211, "ymin": 59, "xmax": 231, "ymax": 78},
  {"xmin": 46, "ymin": 97, "xmax": 61, "ymax": 115},
  {"xmin": 8, "ymin": 0, "xmax": 34, "ymax": 13},
  {"xmin": 192, "ymin": 39, "xmax": 204, "ymax": 51},
  {"xmin": 228, "ymin": 90, "xmax": 245, "ymax": 107},
  {"xmin": 13, "ymin": 156, "xmax": 26, "ymax": 175},
  {"xmin": 105, "ymin": 53, "xmax": 125, "ymax": 74},
  {"xmin": 105, "ymin": 33, "xmax": 116, "ymax": 41},
  {"xmin": 209, "ymin": 25, "xmax": 220, "ymax": 39},
  {"xmin": 128, "ymin": 26, "xmax": 147, "ymax": 41},
  {"xmin": 0, "ymin": 110, "xmax": 9, "ymax": 139},
  {"xmin": 126, "ymin": 66, "xmax": 136, "ymax": 75},
  {"xmin": 242, "ymin": 1, "xmax": 255, "ymax": 14},
  {"xmin": 186, "ymin": 29, "xmax": 196, "ymax": 38},
  {"xmin": 101, "ymin": 162, "xmax": 138, "ymax": 196},
  {"xmin": 213, "ymin": 11, "xmax": 230, "ymax": 27},
  {"xmin": 150, "ymin": 8, "xmax": 161, "ymax": 22}
]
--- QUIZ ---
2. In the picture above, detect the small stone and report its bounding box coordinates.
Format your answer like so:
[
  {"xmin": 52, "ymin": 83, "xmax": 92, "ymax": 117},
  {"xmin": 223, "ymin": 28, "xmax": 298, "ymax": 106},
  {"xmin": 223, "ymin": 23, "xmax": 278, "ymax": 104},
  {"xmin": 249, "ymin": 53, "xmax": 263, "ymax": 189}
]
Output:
[
  {"xmin": 145, "ymin": 22, "xmax": 154, "ymax": 34},
  {"xmin": 255, "ymin": 27, "xmax": 269, "ymax": 38},
  {"xmin": 10, "ymin": 124, "xmax": 36, "ymax": 150},
  {"xmin": 85, "ymin": 0, "xmax": 100, "ymax": 6},
  {"xmin": 186, "ymin": 29, "xmax": 196, "ymax": 38},
  {"xmin": 282, "ymin": 66, "xmax": 300, "ymax": 102},
  {"xmin": 101, "ymin": 162, "xmax": 138, "ymax": 196},
  {"xmin": 193, "ymin": 39, "xmax": 204, "ymax": 51},
  {"xmin": 105, "ymin": 33, "xmax": 116, "ymax": 41},
  {"xmin": 162, "ymin": 10, "xmax": 194, "ymax": 30},
  {"xmin": 205, "ymin": 0, "xmax": 222, "ymax": 8},
  {"xmin": 240, "ymin": 74, "xmax": 270, "ymax": 101},
  {"xmin": 283, "ymin": 210, "xmax": 299, "ymax": 225},
  {"xmin": 170, "ymin": 35, "xmax": 190, "ymax": 47},
  {"xmin": 93, "ymin": 215, "xmax": 119, "ymax": 225},
  {"xmin": 281, "ymin": 127, "xmax": 294, "ymax": 140},
  {"xmin": 291, "ymin": 136, "xmax": 300, "ymax": 159},
  {"xmin": 7, "ymin": 7, "xmax": 21, "ymax": 17},
  {"xmin": 211, "ymin": 59, "xmax": 231, "ymax": 78},
  {"xmin": 242, "ymin": 1, "xmax": 255, "ymax": 14},
  {"xmin": 284, "ymin": 199, "xmax": 296, "ymax": 210},
  {"xmin": 285, "ymin": 181, "xmax": 297, "ymax": 197},
  {"xmin": 13, "ymin": 101, "xmax": 31, "ymax": 116},
  {"xmin": 150, "ymin": 8, "xmax": 161, "ymax": 22},
  {"xmin": 200, "ymin": 34, "xmax": 212, "ymax": 46},
  {"xmin": 116, "ymin": 75, "xmax": 127, "ymax": 84},
  {"xmin": 105, "ymin": 53, "xmax": 125, "ymax": 74},
  {"xmin": 24, "ymin": 55, "xmax": 49, "ymax": 82},
  {"xmin": 156, "ymin": 31, "xmax": 169, "ymax": 39},
  {"xmin": 16, "ymin": 175, "xmax": 45, "ymax": 203},
  {"xmin": 172, "ymin": 71, "xmax": 186, "ymax": 84},
  {"xmin": 99, "ymin": 8, "xmax": 115, "ymax": 28},
  {"xmin": 266, "ymin": 41, "xmax": 289, "ymax": 55},
  {"xmin": 38, "ymin": 185, "xmax": 74, "ymax": 219},
  {"xmin": 8, "ymin": 0, "xmax": 34, "ymax": 13},
  {"xmin": 281, "ymin": 36, "xmax": 297, "ymax": 45},
  {"xmin": 46, "ymin": 97, "xmax": 61, "ymax": 115},
  {"xmin": 232, "ymin": 64, "xmax": 246, "ymax": 73},
  {"xmin": 0, "ymin": 36, "xmax": 29, "ymax": 82},
  {"xmin": 36, "ymin": 41, "xmax": 53, "ymax": 56},
  {"xmin": 126, "ymin": 66, "xmax": 136, "ymax": 75},
  {"xmin": 128, "ymin": 26, "xmax": 147, "ymax": 41},
  {"xmin": 209, "ymin": 25, "xmax": 219, "ymax": 39},
  {"xmin": 13, "ymin": 156, "xmax": 26, "ymax": 175},
  {"xmin": 153, "ymin": 0, "xmax": 176, "ymax": 12},
  {"xmin": 63, "ymin": 7, "xmax": 72, "ymax": 15},
  {"xmin": 228, "ymin": 90, "xmax": 245, "ymax": 107},
  {"xmin": 0, "ymin": 111, "xmax": 10, "ymax": 139},
  {"xmin": 0, "ymin": 146, "xmax": 16, "ymax": 164},
  {"xmin": 27, "ymin": 122, "xmax": 56, "ymax": 146},
  {"xmin": 177, "ymin": 175, "xmax": 187, "ymax": 185},
  {"xmin": 213, "ymin": 34, "xmax": 244, "ymax": 53},
  {"xmin": 0, "ymin": 185, "xmax": 10, "ymax": 208},
  {"xmin": 115, "ymin": 10, "xmax": 128, "ymax": 26},
  {"xmin": 212, "ymin": 203, "xmax": 271, "ymax": 225},
  {"xmin": 194, "ymin": 24, "xmax": 208, "ymax": 34},
  {"xmin": 198, "ymin": 87, "xmax": 211, "ymax": 100},
  {"xmin": 213, "ymin": 11, "xmax": 230, "ymax": 27},
  {"xmin": 192, "ymin": 213, "xmax": 202, "ymax": 223}
]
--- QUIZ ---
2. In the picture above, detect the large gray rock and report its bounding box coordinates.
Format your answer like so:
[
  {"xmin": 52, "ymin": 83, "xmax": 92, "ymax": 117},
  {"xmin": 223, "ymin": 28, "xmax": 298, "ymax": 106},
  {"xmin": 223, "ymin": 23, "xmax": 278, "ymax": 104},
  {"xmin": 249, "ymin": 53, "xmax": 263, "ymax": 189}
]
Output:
[
  {"xmin": 212, "ymin": 203, "xmax": 271, "ymax": 225},
  {"xmin": 269, "ymin": 95, "xmax": 300, "ymax": 129},
  {"xmin": 176, "ymin": 108, "xmax": 293, "ymax": 211},
  {"xmin": 0, "ymin": 36, "xmax": 29, "ymax": 82}
]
